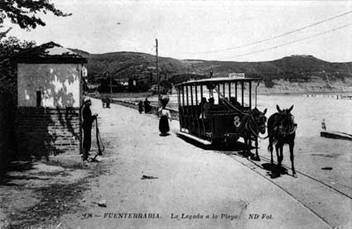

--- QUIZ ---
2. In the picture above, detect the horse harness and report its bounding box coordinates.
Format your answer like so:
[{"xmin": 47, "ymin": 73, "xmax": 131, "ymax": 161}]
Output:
[
  {"xmin": 274, "ymin": 113, "xmax": 297, "ymax": 137},
  {"xmin": 243, "ymin": 112, "xmax": 268, "ymax": 140}
]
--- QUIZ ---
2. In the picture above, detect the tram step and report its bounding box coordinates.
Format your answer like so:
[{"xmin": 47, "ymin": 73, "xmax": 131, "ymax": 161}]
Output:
[{"xmin": 177, "ymin": 131, "xmax": 212, "ymax": 145}]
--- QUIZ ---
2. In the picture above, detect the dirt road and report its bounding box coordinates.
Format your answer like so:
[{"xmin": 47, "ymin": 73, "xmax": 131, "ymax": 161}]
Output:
[{"xmin": 55, "ymin": 98, "xmax": 345, "ymax": 229}]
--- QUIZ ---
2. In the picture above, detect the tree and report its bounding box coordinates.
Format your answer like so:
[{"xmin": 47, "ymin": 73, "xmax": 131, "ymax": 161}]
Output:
[
  {"xmin": 0, "ymin": 36, "xmax": 35, "ymax": 92},
  {"xmin": 0, "ymin": 0, "xmax": 69, "ymax": 89},
  {"xmin": 160, "ymin": 80, "xmax": 172, "ymax": 94},
  {"xmin": 0, "ymin": 36, "xmax": 35, "ymax": 57},
  {"xmin": 0, "ymin": 36, "xmax": 34, "ymax": 166},
  {"xmin": 0, "ymin": 0, "xmax": 71, "ymax": 31}
]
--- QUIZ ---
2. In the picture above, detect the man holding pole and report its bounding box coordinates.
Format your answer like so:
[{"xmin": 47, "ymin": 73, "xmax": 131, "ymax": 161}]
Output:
[{"xmin": 82, "ymin": 98, "xmax": 97, "ymax": 162}]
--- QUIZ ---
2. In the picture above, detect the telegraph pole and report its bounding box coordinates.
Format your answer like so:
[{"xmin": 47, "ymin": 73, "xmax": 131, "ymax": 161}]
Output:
[{"xmin": 155, "ymin": 38, "xmax": 160, "ymax": 102}]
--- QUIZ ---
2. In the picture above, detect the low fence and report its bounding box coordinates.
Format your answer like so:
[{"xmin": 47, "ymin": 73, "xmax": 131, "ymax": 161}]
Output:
[
  {"xmin": 94, "ymin": 96, "xmax": 180, "ymax": 121},
  {"xmin": 111, "ymin": 99, "xmax": 180, "ymax": 120}
]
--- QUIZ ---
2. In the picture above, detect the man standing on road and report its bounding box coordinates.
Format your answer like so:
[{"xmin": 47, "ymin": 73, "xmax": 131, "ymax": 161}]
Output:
[
  {"xmin": 144, "ymin": 97, "xmax": 151, "ymax": 113},
  {"xmin": 82, "ymin": 98, "xmax": 97, "ymax": 161}
]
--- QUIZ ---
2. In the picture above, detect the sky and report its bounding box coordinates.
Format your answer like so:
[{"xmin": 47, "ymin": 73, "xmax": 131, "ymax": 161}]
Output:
[{"xmin": 5, "ymin": 0, "xmax": 352, "ymax": 62}]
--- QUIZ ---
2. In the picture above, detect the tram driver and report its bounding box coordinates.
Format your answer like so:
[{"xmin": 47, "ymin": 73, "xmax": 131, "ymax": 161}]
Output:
[{"xmin": 230, "ymin": 97, "xmax": 242, "ymax": 108}]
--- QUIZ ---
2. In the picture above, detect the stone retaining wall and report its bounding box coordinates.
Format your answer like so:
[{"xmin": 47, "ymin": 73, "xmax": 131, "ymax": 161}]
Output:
[{"xmin": 16, "ymin": 107, "xmax": 81, "ymax": 159}]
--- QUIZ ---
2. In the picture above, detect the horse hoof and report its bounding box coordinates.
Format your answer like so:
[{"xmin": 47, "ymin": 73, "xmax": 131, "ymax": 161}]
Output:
[
  {"xmin": 251, "ymin": 155, "xmax": 260, "ymax": 161},
  {"xmin": 270, "ymin": 172, "xmax": 280, "ymax": 178},
  {"xmin": 292, "ymin": 173, "xmax": 297, "ymax": 178}
]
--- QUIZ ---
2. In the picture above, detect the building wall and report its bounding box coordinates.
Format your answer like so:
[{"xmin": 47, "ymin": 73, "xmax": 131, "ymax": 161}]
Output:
[
  {"xmin": 0, "ymin": 91, "xmax": 16, "ymax": 172},
  {"xmin": 16, "ymin": 107, "xmax": 80, "ymax": 158},
  {"xmin": 17, "ymin": 63, "xmax": 82, "ymax": 108},
  {"xmin": 16, "ymin": 63, "xmax": 83, "ymax": 157}
]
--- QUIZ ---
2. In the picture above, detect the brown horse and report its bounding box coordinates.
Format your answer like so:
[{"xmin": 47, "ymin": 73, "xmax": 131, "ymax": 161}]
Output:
[
  {"xmin": 267, "ymin": 105, "xmax": 297, "ymax": 176},
  {"xmin": 240, "ymin": 107, "xmax": 267, "ymax": 161}
]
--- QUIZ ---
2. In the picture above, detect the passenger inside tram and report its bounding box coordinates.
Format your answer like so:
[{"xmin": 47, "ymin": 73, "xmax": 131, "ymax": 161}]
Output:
[{"xmin": 230, "ymin": 97, "xmax": 242, "ymax": 108}]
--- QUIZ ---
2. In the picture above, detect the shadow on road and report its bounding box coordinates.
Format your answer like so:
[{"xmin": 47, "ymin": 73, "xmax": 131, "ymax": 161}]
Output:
[
  {"xmin": 176, "ymin": 133, "xmax": 295, "ymax": 179},
  {"xmin": 0, "ymin": 161, "xmax": 35, "ymax": 186},
  {"xmin": 176, "ymin": 133, "xmax": 255, "ymax": 151},
  {"xmin": 262, "ymin": 163, "xmax": 288, "ymax": 178}
]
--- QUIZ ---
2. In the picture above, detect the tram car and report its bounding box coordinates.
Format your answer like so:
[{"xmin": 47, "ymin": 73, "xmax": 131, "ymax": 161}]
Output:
[{"xmin": 176, "ymin": 77, "xmax": 267, "ymax": 152}]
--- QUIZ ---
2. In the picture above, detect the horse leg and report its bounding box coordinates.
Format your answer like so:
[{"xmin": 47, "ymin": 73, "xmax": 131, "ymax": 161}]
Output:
[
  {"xmin": 289, "ymin": 143, "xmax": 296, "ymax": 176},
  {"xmin": 279, "ymin": 145, "xmax": 284, "ymax": 168},
  {"xmin": 248, "ymin": 137, "xmax": 252, "ymax": 154},
  {"xmin": 244, "ymin": 136, "xmax": 251, "ymax": 158},
  {"xmin": 255, "ymin": 138, "xmax": 260, "ymax": 159},
  {"xmin": 245, "ymin": 137, "xmax": 250, "ymax": 157},
  {"xmin": 268, "ymin": 137, "xmax": 274, "ymax": 164},
  {"xmin": 250, "ymin": 137, "xmax": 260, "ymax": 161},
  {"xmin": 275, "ymin": 143, "xmax": 280, "ymax": 172}
]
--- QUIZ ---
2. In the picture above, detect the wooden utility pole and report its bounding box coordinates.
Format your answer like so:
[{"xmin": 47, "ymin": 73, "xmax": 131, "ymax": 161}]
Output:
[{"xmin": 155, "ymin": 38, "xmax": 160, "ymax": 101}]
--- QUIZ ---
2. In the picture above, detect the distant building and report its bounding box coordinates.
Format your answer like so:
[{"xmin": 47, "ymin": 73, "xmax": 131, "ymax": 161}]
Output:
[
  {"xmin": 228, "ymin": 73, "xmax": 245, "ymax": 79},
  {"xmin": 14, "ymin": 42, "xmax": 87, "ymax": 158}
]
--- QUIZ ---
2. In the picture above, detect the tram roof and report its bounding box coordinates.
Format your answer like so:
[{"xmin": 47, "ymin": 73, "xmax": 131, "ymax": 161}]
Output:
[{"xmin": 176, "ymin": 77, "xmax": 261, "ymax": 87}]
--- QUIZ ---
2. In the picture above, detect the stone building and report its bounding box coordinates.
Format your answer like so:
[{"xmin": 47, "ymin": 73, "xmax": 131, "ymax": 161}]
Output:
[{"xmin": 14, "ymin": 42, "xmax": 87, "ymax": 159}]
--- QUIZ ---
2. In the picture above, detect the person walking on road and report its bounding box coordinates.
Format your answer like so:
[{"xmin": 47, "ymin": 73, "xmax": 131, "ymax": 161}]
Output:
[
  {"xmin": 144, "ymin": 97, "xmax": 152, "ymax": 113},
  {"xmin": 138, "ymin": 100, "xmax": 144, "ymax": 114},
  {"xmin": 82, "ymin": 98, "xmax": 97, "ymax": 161},
  {"xmin": 158, "ymin": 96, "xmax": 171, "ymax": 136}
]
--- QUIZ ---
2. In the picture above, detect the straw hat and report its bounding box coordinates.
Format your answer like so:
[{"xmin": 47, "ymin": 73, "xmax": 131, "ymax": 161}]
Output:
[
  {"xmin": 161, "ymin": 95, "xmax": 169, "ymax": 103},
  {"xmin": 84, "ymin": 98, "xmax": 91, "ymax": 104}
]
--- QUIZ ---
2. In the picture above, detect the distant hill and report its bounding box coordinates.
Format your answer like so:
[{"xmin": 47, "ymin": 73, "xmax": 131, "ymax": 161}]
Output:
[
  {"xmin": 69, "ymin": 50, "xmax": 188, "ymax": 83},
  {"xmin": 183, "ymin": 55, "xmax": 352, "ymax": 79},
  {"xmin": 70, "ymin": 49, "xmax": 352, "ymax": 92},
  {"xmin": 68, "ymin": 48, "xmax": 90, "ymax": 58}
]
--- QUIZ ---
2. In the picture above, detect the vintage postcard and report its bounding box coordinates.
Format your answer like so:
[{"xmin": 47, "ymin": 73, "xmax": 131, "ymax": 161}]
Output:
[{"xmin": 0, "ymin": 0, "xmax": 351, "ymax": 228}]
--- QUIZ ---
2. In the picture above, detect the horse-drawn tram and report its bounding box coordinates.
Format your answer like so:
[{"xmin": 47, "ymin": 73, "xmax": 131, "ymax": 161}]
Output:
[{"xmin": 175, "ymin": 77, "xmax": 267, "ymax": 159}]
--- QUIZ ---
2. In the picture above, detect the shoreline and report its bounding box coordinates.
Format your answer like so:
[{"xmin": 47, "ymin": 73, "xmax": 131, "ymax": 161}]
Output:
[
  {"xmin": 257, "ymin": 90, "xmax": 352, "ymax": 96},
  {"xmin": 98, "ymin": 90, "xmax": 352, "ymax": 99}
]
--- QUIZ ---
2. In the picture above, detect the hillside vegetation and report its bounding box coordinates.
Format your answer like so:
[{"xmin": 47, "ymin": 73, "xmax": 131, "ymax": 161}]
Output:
[{"xmin": 73, "ymin": 49, "xmax": 352, "ymax": 93}]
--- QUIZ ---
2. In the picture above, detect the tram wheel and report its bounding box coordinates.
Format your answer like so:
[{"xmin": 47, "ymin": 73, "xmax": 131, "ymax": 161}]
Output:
[{"xmin": 211, "ymin": 139, "xmax": 222, "ymax": 147}]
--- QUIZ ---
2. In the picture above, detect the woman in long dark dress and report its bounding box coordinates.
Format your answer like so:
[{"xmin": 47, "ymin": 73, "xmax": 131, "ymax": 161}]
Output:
[
  {"xmin": 138, "ymin": 100, "xmax": 143, "ymax": 113},
  {"xmin": 158, "ymin": 96, "xmax": 171, "ymax": 136}
]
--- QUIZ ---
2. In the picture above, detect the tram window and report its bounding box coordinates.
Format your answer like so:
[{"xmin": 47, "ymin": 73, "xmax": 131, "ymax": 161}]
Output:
[
  {"xmin": 242, "ymin": 81, "xmax": 250, "ymax": 108},
  {"xmin": 213, "ymin": 90, "xmax": 219, "ymax": 105},
  {"xmin": 201, "ymin": 85, "xmax": 210, "ymax": 101},
  {"xmin": 191, "ymin": 85, "xmax": 194, "ymax": 105},
  {"xmin": 186, "ymin": 86, "xmax": 189, "ymax": 106},
  {"xmin": 217, "ymin": 83, "xmax": 228, "ymax": 104},
  {"xmin": 236, "ymin": 83, "xmax": 242, "ymax": 106},
  {"xmin": 191, "ymin": 85, "xmax": 197, "ymax": 105},
  {"xmin": 222, "ymin": 83, "xmax": 227, "ymax": 100}
]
